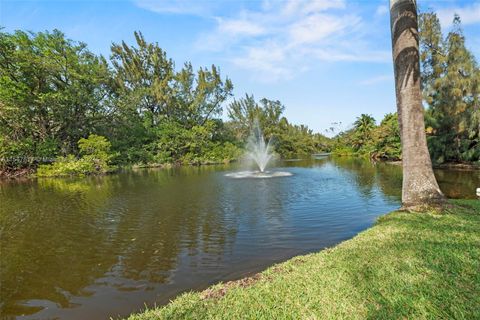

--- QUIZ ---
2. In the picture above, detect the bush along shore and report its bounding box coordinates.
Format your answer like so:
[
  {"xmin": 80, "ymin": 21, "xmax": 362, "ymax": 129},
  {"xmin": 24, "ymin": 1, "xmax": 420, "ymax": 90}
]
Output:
[{"xmin": 126, "ymin": 200, "xmax": 480, "ymax": 320}]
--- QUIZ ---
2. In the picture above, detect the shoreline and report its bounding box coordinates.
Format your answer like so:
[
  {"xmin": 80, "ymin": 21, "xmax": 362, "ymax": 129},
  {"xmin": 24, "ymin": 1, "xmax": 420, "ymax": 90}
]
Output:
[
  {"xmin": 0, "ymin": 159, "xmax": 237, "ymax": 180},
  {"xmin": 126, "ymin": 199, "xmax": 480, "ymax": 319},
  {"xmin": 2, "ymin": 157, "xmax": 479, "ymax": 181}
]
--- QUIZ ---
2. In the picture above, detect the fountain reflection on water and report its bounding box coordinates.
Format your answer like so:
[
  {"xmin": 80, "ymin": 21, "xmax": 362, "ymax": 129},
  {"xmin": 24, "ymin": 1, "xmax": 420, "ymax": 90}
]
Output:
[{"xmin": 225, "ymin": 122, "xmax": 292, "ymax": 179}]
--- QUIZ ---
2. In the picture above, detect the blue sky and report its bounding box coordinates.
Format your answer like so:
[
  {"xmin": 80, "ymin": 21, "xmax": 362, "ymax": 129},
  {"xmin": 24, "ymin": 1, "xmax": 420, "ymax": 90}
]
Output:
[{"xmin": 1, "ymin": 0, "xmax": 479, "ymax": 135}]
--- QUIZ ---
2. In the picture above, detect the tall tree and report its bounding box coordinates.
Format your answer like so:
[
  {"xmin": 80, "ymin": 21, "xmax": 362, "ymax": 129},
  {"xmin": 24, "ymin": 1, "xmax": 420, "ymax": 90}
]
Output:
[
  {"xmin": 352, "ymin": 114, "xmax": 376, "ymax": 150},
  {"xmin": 0, "ymin": 29, "xmax": 111, "ymax": 169},
  {"xmin": 111, "ymin": 32, "xmax": 233, "ymax": 128},
  {"xmin": 419, "ymin": 13, "xmax": 480, "ymax": 164},
  {"xmin": 373, "ymin": 113, "xmax": 402, "ymax": 160},
  {"xmin": 227, "ymin": 94, "xmax": 285, "ymax": 140},
  {"xmin": 389, "ymin": 0, "xmax": 445, "ymax": 208},
  {"xmin": 110, "ymin": 31, "xmax": 176, "ymax": 126},
  {"xmin": 109, "ymin": 32, "xmax": 233, "ymax": 162}
]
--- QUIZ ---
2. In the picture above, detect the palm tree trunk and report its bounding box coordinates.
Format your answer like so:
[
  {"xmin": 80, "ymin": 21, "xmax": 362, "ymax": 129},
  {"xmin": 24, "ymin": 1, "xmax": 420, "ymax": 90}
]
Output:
[{"xmin": 389, "ymin": 0, "xmax": 445, "ymax": 209}]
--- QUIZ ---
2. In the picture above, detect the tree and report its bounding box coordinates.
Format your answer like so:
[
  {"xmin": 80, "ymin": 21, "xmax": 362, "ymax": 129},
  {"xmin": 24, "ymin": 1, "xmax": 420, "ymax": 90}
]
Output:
[
  {"xmin": 110, "ymin": 31, "xmax": 175, "ymax": 125},
  {"xmin": 109, "ymin": 32, "xmax": 234, "ymax": 163},
  {"xmin": 372, "ymin": 113, "xmax": 401, "ymax": 160},
  {"xmin": 419, "ymin": 13, "xmax": 480, "ymax": 164},
  {"xmin": 227, "ymin": 95, "xmax": 330, "ymax": 158},
  {"xmin": 354, "ymin": 114, "xmax": 376, "ymax": 133},
  {"xmin": 0, "ymin": 29, "xmax": 111, "ymax": 172},
  {"xmin": 174, "ymin": 62, "xmax": 233, "ymax": 128},
  {"xmin": 389, "ymin": 0, "xmax": 445, "ymax": 208},
  {"xmin": 227, "ymin": 94, "xmax": 284, "ymax": 140},
  {"xmin": 352, "ymin": 114, "xmax": 376, "ymax": 150},
  {"xmin": 111, "ymin": 32, "xmax": 233, "ymax": 128}
]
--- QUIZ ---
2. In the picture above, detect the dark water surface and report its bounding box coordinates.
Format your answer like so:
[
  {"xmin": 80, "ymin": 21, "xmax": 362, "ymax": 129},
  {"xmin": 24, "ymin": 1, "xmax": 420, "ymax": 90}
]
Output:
[{"xmin": 1, "ymin": 158, "xmax": 478, "ymax": 319}]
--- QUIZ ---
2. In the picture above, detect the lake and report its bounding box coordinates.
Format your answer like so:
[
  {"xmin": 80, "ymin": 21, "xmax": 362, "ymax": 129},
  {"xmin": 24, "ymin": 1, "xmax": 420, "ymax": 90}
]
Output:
[{"xmin": 1, "ymin": 157, "xmax": 478, "ymax": 319}]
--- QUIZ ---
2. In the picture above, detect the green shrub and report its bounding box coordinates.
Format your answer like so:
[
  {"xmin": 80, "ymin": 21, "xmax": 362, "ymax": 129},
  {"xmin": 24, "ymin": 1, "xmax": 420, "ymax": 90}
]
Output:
[
  {"xmin": 36, "ymin": 135, "xmax": 115, "ymax": 177},
  {"xmin": 37, "ymin": 155, "xmax": 91, "ymax": 177},
  {"xmin": 202, "ymin": 142, "xmax": 243, "ymax": 164}
]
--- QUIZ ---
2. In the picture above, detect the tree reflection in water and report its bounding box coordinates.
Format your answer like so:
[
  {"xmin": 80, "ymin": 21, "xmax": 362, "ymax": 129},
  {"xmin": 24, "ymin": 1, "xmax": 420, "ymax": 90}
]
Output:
[{"xmin": 0, "ymin": 159, "xmax": 476, "ymax": 319}]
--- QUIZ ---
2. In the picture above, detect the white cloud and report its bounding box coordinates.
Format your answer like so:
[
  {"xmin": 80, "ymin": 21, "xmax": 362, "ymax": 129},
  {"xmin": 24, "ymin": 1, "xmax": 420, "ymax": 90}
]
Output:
[
  {"xmin": 195, "ymin": 0, "xmax": 389, "ymax": 82},
  {"xmin": 232, "ymin": 43, "xmax": 292, "ymax": 82},
  {"xmin": 217, "ymin": 18, "xmax": 266, "ymax": 37},
  {"xmin": 134, "ymin": 0, "xmax": 390, "ymax": 83},
  {"xmin": 288, "ymin": 13, "xmax": 358, "ymax": 45},
  {"xmin": 436, "ymin": 2, "xmax": 480, "ymax": 27}
]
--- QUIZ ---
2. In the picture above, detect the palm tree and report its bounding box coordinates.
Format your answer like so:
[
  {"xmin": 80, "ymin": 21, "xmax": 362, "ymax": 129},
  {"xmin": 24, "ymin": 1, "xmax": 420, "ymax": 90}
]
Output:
[
  {"xmin": 352, "ymin": 114, "xmax": 376, "ymax": 150},
  {"xmin": 389, "ymin": 0, "xmax": 445, "ymax": 209},
  {"xmin": 354, "ymin": 114, "xmax": 376, "ymax": 135}
]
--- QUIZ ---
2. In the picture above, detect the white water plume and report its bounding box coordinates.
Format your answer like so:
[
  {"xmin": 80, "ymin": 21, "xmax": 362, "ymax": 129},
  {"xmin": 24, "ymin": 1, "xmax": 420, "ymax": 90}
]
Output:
[
  {"xmin": 246, "ymin": 122, "xmax": 274, "ymax": 173},
  {"xmin": 225, "ymin": 121, "xmax": 292, "ymax": 179}
]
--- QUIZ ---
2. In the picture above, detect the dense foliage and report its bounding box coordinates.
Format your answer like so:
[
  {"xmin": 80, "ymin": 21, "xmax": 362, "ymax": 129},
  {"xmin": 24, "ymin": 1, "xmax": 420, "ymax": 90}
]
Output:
[
  {"xmin": 228, "ymin": 94, "xmax": 331, "ymax": 158},
  {"xmin": 333, "ymin": 13, "xmax": 479, "ymax": 164},
  {"xmin": 0, "ymin": 29, "xmax": 111, "ymax": 174},
  {"xmin": 0, "ymin": 30, "xmax": 328, "ymax": 177},
  {"xmin": 419, "ymin": 13, "xmax": 479, "ymax": 164},
  {"xmin": 2, "ymin": 11, "xmax": 477, "ymax": 177},
  {"xmin": 333, "ymin": 113, "xmax": 401, "ymax": 161}
]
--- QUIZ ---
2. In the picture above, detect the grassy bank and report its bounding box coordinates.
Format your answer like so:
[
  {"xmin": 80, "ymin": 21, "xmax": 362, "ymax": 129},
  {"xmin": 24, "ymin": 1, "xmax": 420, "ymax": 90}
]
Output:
[{"xmin": 127, "ymin": 200, "xmax": 480, "ymax": 320}]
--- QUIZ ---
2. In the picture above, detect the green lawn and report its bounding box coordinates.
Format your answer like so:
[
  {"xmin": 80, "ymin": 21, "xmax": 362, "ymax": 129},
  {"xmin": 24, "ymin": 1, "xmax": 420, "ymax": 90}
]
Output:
[{"xmin": 127, "ymin": 200, "xmax": 480, "ymax": 320}]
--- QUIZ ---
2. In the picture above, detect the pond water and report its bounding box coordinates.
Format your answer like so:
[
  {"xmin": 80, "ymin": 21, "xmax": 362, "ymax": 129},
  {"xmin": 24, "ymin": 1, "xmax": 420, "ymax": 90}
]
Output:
[{"xmin": 1, "ymin": 157, "xmax": 478, "ymax": 319}]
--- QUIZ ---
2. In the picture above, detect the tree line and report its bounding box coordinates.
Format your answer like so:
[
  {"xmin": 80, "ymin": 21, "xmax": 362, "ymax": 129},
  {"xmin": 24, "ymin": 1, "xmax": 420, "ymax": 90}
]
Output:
[
  {"xmin": 1, "ymin": 10, "xmax": 477, "ymax": 178},
  {"xmin": 333, "ymin": 12, "xmax": 479, "ymax": 165},
  {"xmin": 0, "ymin": 30, "xmax": 329, "ymax": 177}
]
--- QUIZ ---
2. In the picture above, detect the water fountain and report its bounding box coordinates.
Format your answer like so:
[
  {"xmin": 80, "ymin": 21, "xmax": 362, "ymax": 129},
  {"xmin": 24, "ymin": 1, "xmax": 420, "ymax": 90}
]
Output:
[
  {"xmin": 246, "ymin": 123, "xmax": 273, "ymax": 173},
  {"xmin": 225, "ymin": 122, "xmax": 292, "ymax": 179}
]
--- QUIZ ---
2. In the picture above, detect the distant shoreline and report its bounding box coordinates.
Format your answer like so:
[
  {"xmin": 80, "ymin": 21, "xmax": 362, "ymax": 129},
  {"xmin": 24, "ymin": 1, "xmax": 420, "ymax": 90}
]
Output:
[
  {"xmin": 2, "ymin": 157, "xmax": 479, "ymax": 180},
  {"xmin": 0, "ymin": 159, "xmax": 236, "ymax": 180}
]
